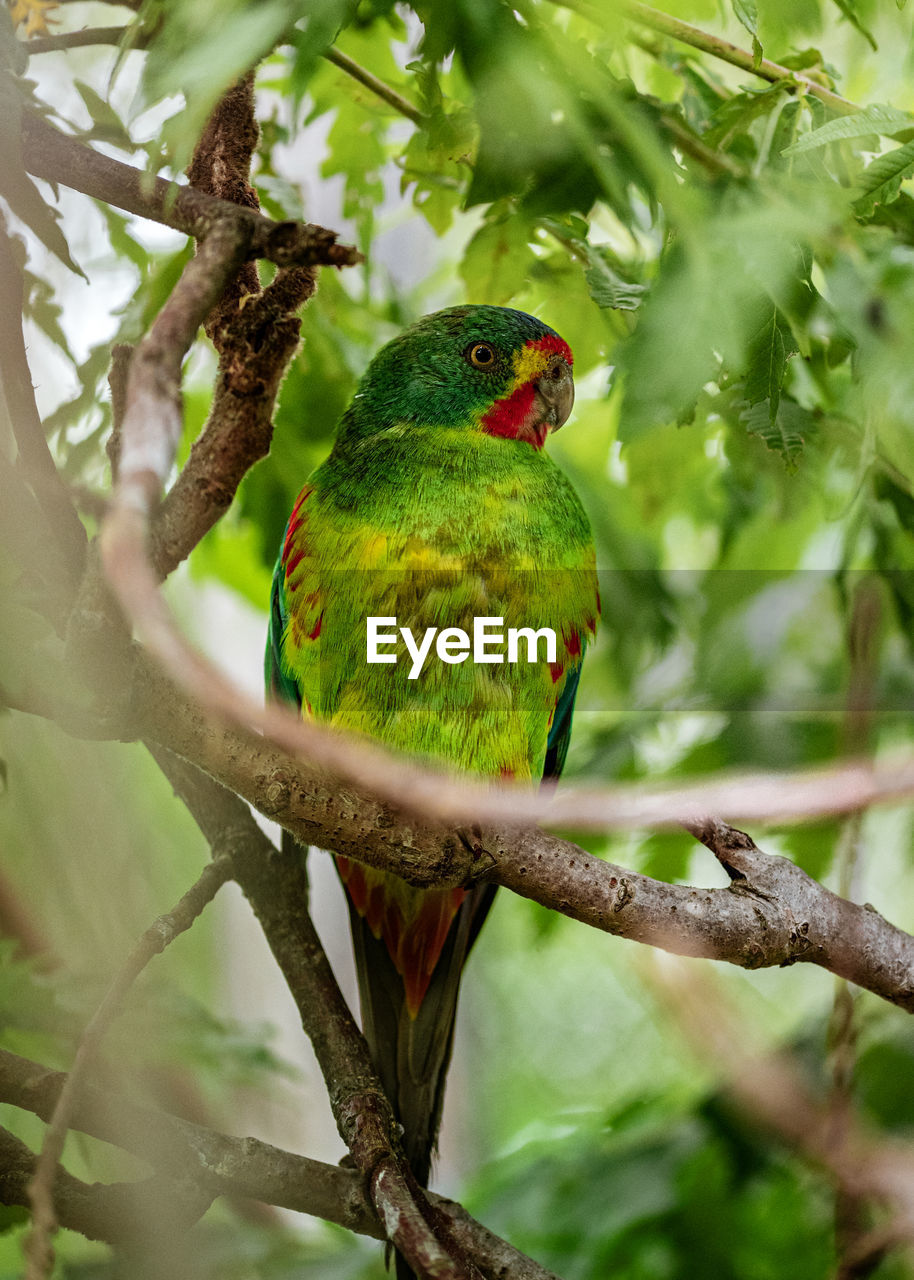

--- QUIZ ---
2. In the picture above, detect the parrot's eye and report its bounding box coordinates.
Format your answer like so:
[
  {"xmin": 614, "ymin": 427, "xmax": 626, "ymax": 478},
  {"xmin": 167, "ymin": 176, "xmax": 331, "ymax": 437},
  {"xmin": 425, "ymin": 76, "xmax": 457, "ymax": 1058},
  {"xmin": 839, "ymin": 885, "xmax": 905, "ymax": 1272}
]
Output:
[{"xmin": 467, "ymin": 342, "xmax": 496, "ymax": 369}]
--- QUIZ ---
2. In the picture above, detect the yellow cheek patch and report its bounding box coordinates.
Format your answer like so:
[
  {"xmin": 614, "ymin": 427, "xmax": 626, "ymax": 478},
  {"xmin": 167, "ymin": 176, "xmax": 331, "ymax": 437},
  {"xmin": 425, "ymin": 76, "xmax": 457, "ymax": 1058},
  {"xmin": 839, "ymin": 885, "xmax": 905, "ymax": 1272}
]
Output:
[{"xmin": 510, "ymin": 346, "xmax": 550, "ymax": 391}]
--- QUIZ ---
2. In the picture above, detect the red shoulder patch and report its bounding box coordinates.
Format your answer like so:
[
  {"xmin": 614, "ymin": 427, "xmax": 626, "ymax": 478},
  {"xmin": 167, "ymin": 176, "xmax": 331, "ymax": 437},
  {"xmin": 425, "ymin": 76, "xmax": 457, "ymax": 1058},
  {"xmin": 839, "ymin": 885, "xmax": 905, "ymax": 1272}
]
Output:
[{"xmin": 282, "ymin": 485, "xmax": 313, "ymax": 566}]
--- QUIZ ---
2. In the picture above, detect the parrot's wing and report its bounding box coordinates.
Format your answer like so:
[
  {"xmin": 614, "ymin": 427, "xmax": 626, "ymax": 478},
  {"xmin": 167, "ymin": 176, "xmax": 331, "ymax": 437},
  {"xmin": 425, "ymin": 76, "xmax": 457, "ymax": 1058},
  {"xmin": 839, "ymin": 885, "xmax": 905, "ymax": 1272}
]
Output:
[
  {"xmin": 266, "ymin": 555, "xmax": 302, "ymax": 708},
  {"xmin": 543, "ymin": 661, "xmax": 582, "ymax": 781},
  {"xmin": 265, "ymin": 485, "xmax": 321, "ymax": 713}
]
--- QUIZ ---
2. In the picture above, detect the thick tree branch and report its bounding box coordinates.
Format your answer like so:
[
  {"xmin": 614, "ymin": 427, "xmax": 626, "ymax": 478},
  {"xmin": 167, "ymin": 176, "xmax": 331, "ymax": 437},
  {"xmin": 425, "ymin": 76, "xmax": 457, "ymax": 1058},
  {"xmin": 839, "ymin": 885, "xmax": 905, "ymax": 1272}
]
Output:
[
  {"xmin": 1, "ymin": 1126, "xmax": 213, "ymax": 1248},
  {"xmin": 0, "ymin": 1047, "xmax": 559, "ymax": 1278},
  {"xmin": 149, "ymin": 73, "xmax": 316, "ymax": 579},
  {"xmin": 125, "ymin": 657, "xmax": 914, "ymax": 1010},
  {"xmin": 9, "ymin": 633, "xmax": 914, "ymax": 1015},
  {"xmin": 20, "ymin": 113, "xmax": 361, "ymax": 269}
]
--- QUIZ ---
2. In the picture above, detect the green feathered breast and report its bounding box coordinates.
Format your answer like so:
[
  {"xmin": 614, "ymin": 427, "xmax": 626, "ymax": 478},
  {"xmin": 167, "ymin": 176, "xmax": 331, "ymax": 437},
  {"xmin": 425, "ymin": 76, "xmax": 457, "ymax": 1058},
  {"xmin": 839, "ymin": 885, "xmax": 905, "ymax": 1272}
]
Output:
[{"xmin": 266, "ymin": 305, "xmax": 598, "ymax": 1213}]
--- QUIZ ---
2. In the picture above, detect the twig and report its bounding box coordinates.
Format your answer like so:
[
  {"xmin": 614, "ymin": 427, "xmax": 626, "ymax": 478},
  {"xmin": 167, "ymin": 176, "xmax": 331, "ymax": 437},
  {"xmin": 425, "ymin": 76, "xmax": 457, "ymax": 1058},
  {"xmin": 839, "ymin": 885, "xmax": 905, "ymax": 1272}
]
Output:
[
  {"xmin": 19, "ymin": 24, "xmax": 140, "ymax": 52},
  {"xmin": 21, "ymin": 113, "xmax": 362, "ymax": 269},
  {"xmin": 20, "ymin": 30, "xmax": 425, "ymax": 126},
  {"xmin": 150, "ymin": 747, "xmax": 478, "ymax": 1278},
  {"xmin": 324, "ymin": 46, "xmax": 425, "ymax": 125},
  {"xmin": 24, "ymin": 857, "xmax": 232, "ymax": 1280},
  {"xmin": 0, "ymin": 1046, "xmax": 559, "ymax": 1277},
  {"xmin": 553, "ymin": 0, "xmax": 858, "ymax": 115},
  {"xmin": 659, "ymin": 108, "xmax": 745, "ymax": 176}
]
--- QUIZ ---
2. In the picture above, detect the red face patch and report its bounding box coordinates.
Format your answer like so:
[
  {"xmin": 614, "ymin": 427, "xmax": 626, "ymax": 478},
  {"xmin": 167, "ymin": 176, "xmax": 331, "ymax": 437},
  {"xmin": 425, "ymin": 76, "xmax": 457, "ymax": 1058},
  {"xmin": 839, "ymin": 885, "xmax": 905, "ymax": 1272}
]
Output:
[
  {"xmin": 480, "ymin": 333, "xmax": 574, "ymax": 450},
  {"xmin": 529, "ymin": 333, "xmax": 574, "ymax": 366},
  {"xmin": 480, "ymin": 382, "xmax": 538, "ymax": 442}
]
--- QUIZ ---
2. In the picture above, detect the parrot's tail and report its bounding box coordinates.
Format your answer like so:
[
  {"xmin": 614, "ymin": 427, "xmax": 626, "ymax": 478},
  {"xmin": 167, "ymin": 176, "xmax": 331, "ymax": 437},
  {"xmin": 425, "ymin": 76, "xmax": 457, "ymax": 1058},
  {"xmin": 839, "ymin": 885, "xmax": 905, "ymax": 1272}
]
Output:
[{"xmin": 346, "ymin": 879, "xmax": 496, "ymax": 1276}]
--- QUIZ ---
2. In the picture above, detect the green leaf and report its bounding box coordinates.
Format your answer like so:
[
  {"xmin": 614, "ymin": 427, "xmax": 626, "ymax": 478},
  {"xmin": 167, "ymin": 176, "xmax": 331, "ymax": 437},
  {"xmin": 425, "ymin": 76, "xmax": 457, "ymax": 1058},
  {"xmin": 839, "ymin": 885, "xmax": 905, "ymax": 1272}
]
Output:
[
  {"xmin": 459, "ymin": 212, "xmax": 533, "ymax": 305},
  {"xmin": 731, "ymin": 0, "xmax": 763, "ymax": 66},
  {"xmin": 584, "ymin": 250, "xmax": 646, "ymax": 312},
  {"xmin": 743, "ymin": 308, "xmax": 798, "ymax": 419},
  {"xmin": 98, "ymin": 204, "xmax": 150, "ymax": 273},
  {"xmin": 0, "ymin": 1205, "xmax": 28, "ymax": 1234},
  {"xmin": 783, "ymin": 103, "xmax": 914, "ymax": 155},
  {"xmin": 853, "ymin": 139, "xmax": 914, "ymax": 216},
  {"xmin": 0, "ymin": 78, "xmax": 83, "ymax": 276},
  {"xmin": 74, "ymin": 80, "xmax": 135, "ymax": 149},
  {"xmin": 740, "ymin": 396, "xmax": 816, "ymax": 469},
  {"xmin": 828, "ymin": 0, "xmax": 877, "ymax": 50}
]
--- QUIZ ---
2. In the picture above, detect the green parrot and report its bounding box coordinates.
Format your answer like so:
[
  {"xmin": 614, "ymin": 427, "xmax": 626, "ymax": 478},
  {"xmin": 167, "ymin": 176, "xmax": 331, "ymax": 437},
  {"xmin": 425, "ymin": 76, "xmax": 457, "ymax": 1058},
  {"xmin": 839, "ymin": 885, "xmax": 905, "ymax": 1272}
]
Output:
[{"xmin": 266, "ymin": 305, "xmax": 598, "ymax": 1266}]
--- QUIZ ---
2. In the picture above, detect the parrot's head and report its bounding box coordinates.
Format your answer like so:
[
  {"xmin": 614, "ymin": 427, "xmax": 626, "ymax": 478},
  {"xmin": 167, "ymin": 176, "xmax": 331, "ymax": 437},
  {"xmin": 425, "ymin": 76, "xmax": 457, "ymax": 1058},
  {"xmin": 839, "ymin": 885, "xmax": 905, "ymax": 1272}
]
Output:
[{"xmin": 341, "ymin": 305, "xmax": 574, "ymax": 450}]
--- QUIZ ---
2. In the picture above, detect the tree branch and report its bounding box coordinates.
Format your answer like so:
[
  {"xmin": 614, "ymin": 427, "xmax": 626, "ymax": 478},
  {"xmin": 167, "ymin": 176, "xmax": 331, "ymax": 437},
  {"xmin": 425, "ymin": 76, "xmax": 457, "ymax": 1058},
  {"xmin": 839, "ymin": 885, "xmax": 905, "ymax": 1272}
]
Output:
[
  {"xmin": 150, "ymin": 746, "xmax": 480, "ymax": 1279},
  {"xmin": 1, "ymin": 1126, "xmax": 213, "ymax": 1249},
  {"xmin": 0, "ymin": 1047, "xmax": 560, "ymax": 1277},
  {"xmin": 149, "ymin": 73, "xmax": 316, "ymax": 579},
  {"xmin": 19, "ymin": 29, "xmax": 425, "ymax": 126},
  {"xmin": 624, "ymin": 2, "xmax": 856, "ymax": 114},
  {"xmin": 324, "ymin": 47, "xmax": 425, "ymax": 125},
  {"xmin": 552, "ymin": 0, "xmax": 858, "ymax": 115},
  {"xmin": 20, "ymin": 113, "xmax": 361, "ymax": 269},
  {"xmin": 125, "ymin": 655, "xmax": 914, "ymax": 1010},
  {"xmin": 18, "ymin": 24, "xmax": 141, "ymax": 52}
]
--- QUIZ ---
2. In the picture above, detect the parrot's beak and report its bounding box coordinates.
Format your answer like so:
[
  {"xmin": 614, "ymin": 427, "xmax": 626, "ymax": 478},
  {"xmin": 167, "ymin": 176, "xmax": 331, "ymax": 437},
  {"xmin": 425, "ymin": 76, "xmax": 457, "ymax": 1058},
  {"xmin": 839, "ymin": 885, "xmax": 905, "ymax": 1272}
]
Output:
[{"xmin": 532, "ymin": 355, "xmax": 574, "ymax": 436}]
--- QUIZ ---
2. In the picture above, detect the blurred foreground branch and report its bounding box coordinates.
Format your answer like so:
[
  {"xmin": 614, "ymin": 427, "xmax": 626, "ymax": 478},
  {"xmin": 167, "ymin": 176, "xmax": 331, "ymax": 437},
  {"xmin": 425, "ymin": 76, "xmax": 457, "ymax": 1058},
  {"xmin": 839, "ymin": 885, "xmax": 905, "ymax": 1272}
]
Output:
[
  {"xmin": 0, "ymin": 1046, "xmax": 559, "ymax": 1279},
  {"xmin": 24, "ymin": 857, "xmax": 233, "ymax": 1279}
]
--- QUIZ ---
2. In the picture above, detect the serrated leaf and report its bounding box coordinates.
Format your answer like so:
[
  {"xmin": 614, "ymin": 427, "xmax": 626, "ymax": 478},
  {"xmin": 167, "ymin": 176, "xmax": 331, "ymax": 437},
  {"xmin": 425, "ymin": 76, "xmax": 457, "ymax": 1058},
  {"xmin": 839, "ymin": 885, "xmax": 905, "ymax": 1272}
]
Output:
[
  {"xmin": 829, "ymin": 0, "xmax": 877, "ymax": 50},
  {"xmin": 732, "ymin": 0, "xmax": 762, "ymax": 65},
  {"xmin": 459, "ymin": 213, "xmax": 532, "ymax": 305},
  {"xmin": 584, "ymin": 252, "xmax": 646, "ymax": 311},
  {"xmin": 853, "ymin": 139, "xmax": 914, "ymax": 217},
  {"xmin": 744, "ymin": 308, "xmax": 798, "ymax": 419},
  {"xmin": 23, "ymin": 268, "xmax": 76, "ymax": 362},
  {"xmin": 740, "ymin": 396, "xmax": 815, "ymax": 469},
  {"xmin": 783, "ymin": 104, "xmax": 914, "ymax": 156}
]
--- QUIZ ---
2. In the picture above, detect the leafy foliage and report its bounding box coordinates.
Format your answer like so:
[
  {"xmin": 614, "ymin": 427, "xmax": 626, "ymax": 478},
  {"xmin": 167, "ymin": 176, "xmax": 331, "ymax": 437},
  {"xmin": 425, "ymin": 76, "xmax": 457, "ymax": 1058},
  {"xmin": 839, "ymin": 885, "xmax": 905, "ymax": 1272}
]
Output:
[{"xmin": 4, "ymin": 0, "xmax": 914, "ymax": 1275}]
